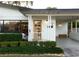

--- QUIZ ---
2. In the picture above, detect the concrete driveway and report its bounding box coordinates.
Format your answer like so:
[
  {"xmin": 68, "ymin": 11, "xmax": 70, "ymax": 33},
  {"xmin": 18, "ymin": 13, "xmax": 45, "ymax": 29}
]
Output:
[{"xmin": 56, "ymin": 38, "xmax": 79, "ymax": 57}]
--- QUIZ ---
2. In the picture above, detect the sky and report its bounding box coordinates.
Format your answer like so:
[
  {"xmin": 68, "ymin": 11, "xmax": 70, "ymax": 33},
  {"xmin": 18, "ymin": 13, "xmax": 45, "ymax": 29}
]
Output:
[{"xmin": 31, "ymin": 0, "xmax": 79, "ymax": 9}]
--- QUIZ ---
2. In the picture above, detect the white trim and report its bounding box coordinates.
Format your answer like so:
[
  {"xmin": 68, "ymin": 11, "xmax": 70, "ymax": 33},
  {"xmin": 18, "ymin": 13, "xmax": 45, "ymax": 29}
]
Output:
[
  {"xmin": 47, "ymin": 15, "xmax": 50, "ymax": 40},
  {"xmin": 28, "ymin": 15, "xmax": 33, "ymax": 41},
  {"xmin": 26, "ymin": 14, "xmax": 79, "ymax": 16},
  {"xmin": 71, "ymin": 22, "xmax": 73, "ymax": 32}
]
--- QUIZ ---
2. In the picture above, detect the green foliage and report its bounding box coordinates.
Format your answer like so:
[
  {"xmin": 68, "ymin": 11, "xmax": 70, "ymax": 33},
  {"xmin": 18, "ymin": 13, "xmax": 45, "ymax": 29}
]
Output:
[
  {"xmin": 25, "ymin": 41, "xmax": 56, "ymax": 47},
  {"xmin": 73, "ymin": 22, "xmax": 76, "ymax": 28},
  {"xmin": 77, "ymin": 22, "xmax": 79, "ymax": 27},
  {"xmin": 0, "ymin": 33, "xmax": 22, "ymax": 41},
  {"xmin": 7, "ymin": 44, "xmax": 11, "ymax": 47},
  {"xmin": 17, "ymin": 42, "xmax": 20, "ymax": 47},
  {"xmin": 0, "ymin": 41, "xmax": 63, "ymax": 54},
  {"xmin": 0, "ymin": 44, "xmax": 1, "ymax": 48},
  {"xmin": 0, "ymin": 46, "xmax": 63, "ymax": 54},
  {"xmin": 38, "ymin": 41, "xmax": 56, "ymax": 47},
  {"xmin": 68, "ymin": 21, "xmax": 79, "ymax": 28},
  {"xmin": 0, "ymin": 41, "xmax": 56, "ymax": 47}
]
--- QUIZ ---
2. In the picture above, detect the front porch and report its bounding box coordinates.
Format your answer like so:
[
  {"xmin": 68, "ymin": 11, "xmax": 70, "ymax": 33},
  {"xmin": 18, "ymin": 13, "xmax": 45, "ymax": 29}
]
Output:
[
  {"xmin": 28, "ymin": 15, "xmax": 56, "ymax": 41},
  {"xmin": 27, "ymin": 15, "xmax": 79, "ymax": 41}
]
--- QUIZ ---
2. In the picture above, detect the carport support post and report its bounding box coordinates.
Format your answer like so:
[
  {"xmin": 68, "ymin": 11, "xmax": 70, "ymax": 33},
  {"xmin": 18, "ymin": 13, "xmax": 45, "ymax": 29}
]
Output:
[
  {"xmin": 48, "ymin": 15, "xmax": 51, "ymax": 40},
  {"xmin": 76, "ymin": 21, "xmax": 77, "ymax": 32},
  {"xmin": 71, "ymin": 22, "xmax": 73, "ymax": 32}
]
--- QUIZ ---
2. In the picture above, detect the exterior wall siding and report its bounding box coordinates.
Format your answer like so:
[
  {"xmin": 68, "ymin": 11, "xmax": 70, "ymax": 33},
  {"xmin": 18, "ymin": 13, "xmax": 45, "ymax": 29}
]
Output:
[
  {"xmin": 42, "ymin": 16, "xmax": 56, "ymax": 41},
  {"xmin": 56, "ymin": 22, "xmax": 68, "ymax": 37}
]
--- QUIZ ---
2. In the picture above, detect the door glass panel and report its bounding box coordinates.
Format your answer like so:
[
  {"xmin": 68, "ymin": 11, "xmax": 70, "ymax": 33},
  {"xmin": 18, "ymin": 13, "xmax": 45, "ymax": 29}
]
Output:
[{"xmin": 33, "ymin": 20, "xmax": 41, "ymax": 41}]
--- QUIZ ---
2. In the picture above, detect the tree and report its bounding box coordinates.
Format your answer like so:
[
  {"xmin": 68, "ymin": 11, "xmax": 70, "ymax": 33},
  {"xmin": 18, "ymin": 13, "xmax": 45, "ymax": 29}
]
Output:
[
  {"xmin": 30, "ymin": 1, "xmax": 33, "ymax": 6},
  {"xmin": 46, "ymin": 7, "xmax": 57, "ymax": 9},
  {"xmin": 26, "ymin": 1, "xmax": 33, "ymax": 7},
  {"xmin": 12, "ymin": 1, "xmax": 20, "ymax": 6},
  {"xmin": 0, "ymin": 1, "xmax": 33, "ymax": 7}
]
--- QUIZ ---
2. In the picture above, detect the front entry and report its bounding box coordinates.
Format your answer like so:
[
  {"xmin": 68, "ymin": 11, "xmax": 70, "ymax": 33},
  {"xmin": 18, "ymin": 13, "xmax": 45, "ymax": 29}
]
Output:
[{"xmin": 33, "ymin": 20, "xmax": 42, "ymax": 41}]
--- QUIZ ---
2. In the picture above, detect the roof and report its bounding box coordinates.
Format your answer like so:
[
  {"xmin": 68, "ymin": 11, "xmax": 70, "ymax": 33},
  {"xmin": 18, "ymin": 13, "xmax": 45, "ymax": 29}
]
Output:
[
  {"xmin": 0, "ymin": 3, "xmax": 28, "ymax": 20},
  {"xmin": 1, "ymin": 3, "xmax": 79, "ymax": 15},
  {"xmin": 20, "ymin": 8, "xmax": 79, "ymax": 14}
]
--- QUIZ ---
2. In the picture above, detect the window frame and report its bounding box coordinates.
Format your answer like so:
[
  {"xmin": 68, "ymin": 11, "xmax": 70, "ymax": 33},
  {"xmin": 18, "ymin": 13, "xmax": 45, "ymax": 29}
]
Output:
[{"xmin": 0, "ymin": 20, "xmax": 28, "ymax": 33}]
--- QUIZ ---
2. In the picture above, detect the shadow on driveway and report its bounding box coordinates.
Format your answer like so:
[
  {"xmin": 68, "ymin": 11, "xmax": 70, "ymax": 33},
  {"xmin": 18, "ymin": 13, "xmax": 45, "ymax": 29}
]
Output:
[{"xmin": 56, "ymin": 38, "xmax": 79, "ymax": 57}]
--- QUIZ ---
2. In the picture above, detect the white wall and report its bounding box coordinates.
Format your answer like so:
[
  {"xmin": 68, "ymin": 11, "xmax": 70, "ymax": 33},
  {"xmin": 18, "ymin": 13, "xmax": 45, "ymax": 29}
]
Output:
[
  {"xmin": 42, "ymin": 16, "xmax": 56, "ymax": 41},
  {"xmin": 28, "ymin": 15, "xmax": 33, "ymax": 41},
  {"xmin": 0, "ymin": 6, "xmax": 27, "ymax": 20},
  {"xmin": 56, "ymin": 22, "xmax": 68, "ymax": 37}
]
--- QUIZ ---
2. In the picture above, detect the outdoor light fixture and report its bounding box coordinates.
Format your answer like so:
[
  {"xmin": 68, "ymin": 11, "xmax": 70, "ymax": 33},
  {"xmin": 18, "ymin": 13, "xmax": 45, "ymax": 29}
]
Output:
[
  {"xmin": 58, "ymin": 24, "xmax": 63, "ymax": 27},
  {"xmin": 45, "ymin": 19, "xmax": 48, "ymax": 23},
  {"xmin": 51, "ymin": 25, "xmax": 53, "ymax": 28}
]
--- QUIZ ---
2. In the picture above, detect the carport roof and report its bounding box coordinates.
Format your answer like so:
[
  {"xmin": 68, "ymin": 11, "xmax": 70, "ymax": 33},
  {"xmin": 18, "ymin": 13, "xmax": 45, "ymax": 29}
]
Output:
[{"xmin": 20, "ymin": 8, "xmax": 79, "ymax": 14}]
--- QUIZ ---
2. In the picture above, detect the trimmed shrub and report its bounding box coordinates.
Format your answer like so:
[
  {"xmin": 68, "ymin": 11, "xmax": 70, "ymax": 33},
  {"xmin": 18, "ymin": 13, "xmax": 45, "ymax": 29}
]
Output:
[
  {"xmin": 0, "ymin": 46, "xmax": 63, "ymax": 54},
  {"xmin": 0, "ymin": 44, "xmax": 1, "ymax": 47},
  {"xmin": 17, "ymin": 42, "xmax": 20, "ymax": 47},
  {"xmin": 0, "ymin": 41, "xmax": 63, "ymax": 54},
  {"xmin": 0, "ymin": 41, "xmax": 56, "ymax": 47},
  {"xmin": 28, "ymin": 41, "xmax": 56, "ymax": 47},
  {"xmin": 7, "ymin": 44, "xmax": 11, "ymax": 47},
  {"xmin": 26, "ymin": 41, "xmax": 37, "ymax": 46},
  {"xmin": 0, "ymin": 33, "xmax": 22, "ymax": 41},
  {"xmin": 39, "ymin": 41, "xmax": 56, "ymax": 47}
]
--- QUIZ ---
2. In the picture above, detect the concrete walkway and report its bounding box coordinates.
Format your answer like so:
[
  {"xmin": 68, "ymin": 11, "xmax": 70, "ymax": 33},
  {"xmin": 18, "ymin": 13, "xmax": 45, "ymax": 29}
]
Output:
[{"xmin": 56, "ymin": 38, "xmax": 79, "ymax": 57}]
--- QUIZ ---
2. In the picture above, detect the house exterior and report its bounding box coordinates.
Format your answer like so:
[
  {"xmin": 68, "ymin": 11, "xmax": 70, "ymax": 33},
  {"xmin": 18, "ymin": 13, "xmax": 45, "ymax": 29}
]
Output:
[{"xmin": 0, "ymin": 3, "xmax": 79, "ymax": 41}]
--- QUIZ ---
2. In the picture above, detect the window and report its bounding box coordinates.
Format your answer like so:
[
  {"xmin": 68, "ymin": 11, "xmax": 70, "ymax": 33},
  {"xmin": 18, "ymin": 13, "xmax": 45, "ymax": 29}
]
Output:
[
  {"xmin": 73, "ymin": 21, "xmax": 76, "ymax": 28},
  {"xmin": 0, "ymin": 20, "xmax": 28, "ymax": 33},
  {"xmin": 0, "ymin": 21, "xmax": 3, "ymax": 32},
  {"xmin": 20, "ymin": 20, "xmax": 28, "ymax": 34},
  {"xmin": 4, "ymin": 21, "xmax": 20, "ymax": 33},
  {"xmin": 77, "ymin": 22, "xmax": 79, "ymax": 32}
]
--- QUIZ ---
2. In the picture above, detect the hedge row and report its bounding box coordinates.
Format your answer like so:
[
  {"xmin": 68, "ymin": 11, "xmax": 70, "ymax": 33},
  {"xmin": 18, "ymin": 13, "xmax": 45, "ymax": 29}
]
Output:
[
  {"xmin": 0, "ymin": 41, "xmax": 56, "ymax": 47},
  {"xmin": 0, "ymin": 46, "xmax": 63, "ymax": 54},
  {"xmin": 0, "ymin": 33, "xmax": 22, "ymax": 41},
  {"xmin": 0, "ymin": 41, "xmax": 63, "ymax": 54}
]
